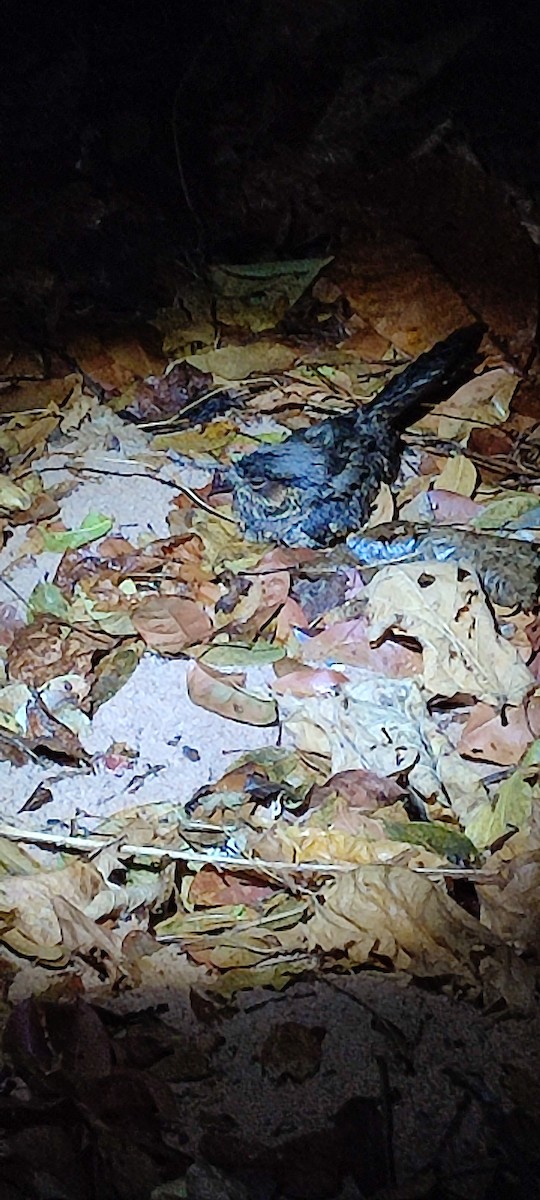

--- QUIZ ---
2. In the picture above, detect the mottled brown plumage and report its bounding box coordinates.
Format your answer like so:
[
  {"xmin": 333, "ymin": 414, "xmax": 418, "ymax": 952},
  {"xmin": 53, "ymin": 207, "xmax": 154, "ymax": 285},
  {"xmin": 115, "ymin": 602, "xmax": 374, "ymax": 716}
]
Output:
[{"xmin": 228, "ymin": 326, "xmax": 485, "ymax": 547}]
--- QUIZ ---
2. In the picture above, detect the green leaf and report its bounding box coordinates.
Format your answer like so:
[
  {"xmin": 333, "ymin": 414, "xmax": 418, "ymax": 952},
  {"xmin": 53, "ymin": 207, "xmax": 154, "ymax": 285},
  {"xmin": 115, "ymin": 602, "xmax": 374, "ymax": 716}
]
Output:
[
  {"xmin": 91, "ymin": 643, "xmax": 143, "ymax": 709},
  {"xmin": 385, "ymin": 820, "xmax": 479, "ymax": 865},
  {"xmin": 200, "ymin": 643, "xmax": 285, "ymax": 668},
  {"xmin": 42, "ymin": 512, "xmax": 113, "ymax": 551},
  {"xmin": 472, "ymin": 494, "xmax": 540, "ymax": 530},
  {"xmin": 28, "ymin": 582, "xmax": 71, "ymax": 621},
  {"xmin": 465, "ymin": 740, "xmax": 540, "ymax": 849}
]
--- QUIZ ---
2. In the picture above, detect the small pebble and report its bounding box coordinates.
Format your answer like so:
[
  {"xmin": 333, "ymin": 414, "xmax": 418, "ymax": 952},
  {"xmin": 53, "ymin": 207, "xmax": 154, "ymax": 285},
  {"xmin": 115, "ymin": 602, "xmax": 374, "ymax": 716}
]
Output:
[{"xmin": 182, "ymin": 745, "xmax": 201, "ymax": 761}]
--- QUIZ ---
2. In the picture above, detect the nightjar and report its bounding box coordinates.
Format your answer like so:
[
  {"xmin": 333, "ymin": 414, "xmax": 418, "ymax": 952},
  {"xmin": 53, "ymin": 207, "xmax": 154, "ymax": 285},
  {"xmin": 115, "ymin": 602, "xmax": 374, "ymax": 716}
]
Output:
[{"xmin": 227, "ymin": 325, "xmax": 485, "ymax": 547}]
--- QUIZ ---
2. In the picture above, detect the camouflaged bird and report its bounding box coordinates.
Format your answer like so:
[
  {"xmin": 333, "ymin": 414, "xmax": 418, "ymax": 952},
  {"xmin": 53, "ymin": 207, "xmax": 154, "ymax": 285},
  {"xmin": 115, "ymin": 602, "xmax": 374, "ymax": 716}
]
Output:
[{"xmin": 227, "ymin": 325, "xmax": 485, "ymax": 547}]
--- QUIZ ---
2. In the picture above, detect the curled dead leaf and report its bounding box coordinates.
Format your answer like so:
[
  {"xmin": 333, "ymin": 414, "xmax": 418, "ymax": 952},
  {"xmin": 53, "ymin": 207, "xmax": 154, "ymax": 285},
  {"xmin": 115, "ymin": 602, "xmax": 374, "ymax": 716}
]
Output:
[
  {"xmin": 306, "ymin": 865, "xmax": 532, "ymax": 1008},
  {"xmin": 187, "ymin": 660, "xmax": 278, "ymax": 726}
]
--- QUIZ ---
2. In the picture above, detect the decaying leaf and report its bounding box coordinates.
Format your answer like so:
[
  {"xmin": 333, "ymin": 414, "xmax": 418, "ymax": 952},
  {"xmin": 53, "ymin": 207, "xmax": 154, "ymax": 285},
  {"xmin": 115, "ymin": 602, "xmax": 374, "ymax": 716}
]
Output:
[
  {"xmin": 281, "ymin": 671, "xmax": 489, "ymax": 828},
  {"xmin": 90, "ymin": 642, "xmax": 144, "ymax": 708},
  {"xmin": 366, "ymin": 562, "xmax": 533, "ymax": 706},
  {"xmin": 472, "ymin": 492, "xmax": 540, "ymax": 530},
  {"xmin": 458, "ymin": 697, "xmax": 540, "ymax": 765},
  {"xmin": 465, "ymin": 741, "xmax": 540, "ymax": 849},
  {"xmin": 132, "ymin": 595, "xmax": 213, "ymax": 653},
  {"xmin": 7, "ymin": 617, "xmax": 114, "ymax": 688},
  {"xmin": 187, "ymin": 660, "xmax": 278, "ymax": 725},
  {"xmin": 384, "ymin": 819, "xmax": 478, "ymax": 864},
  {"xmin": 306, "ymin": 865, "xmax": 532, "ymax": 1008},
  {"xmin": 27, "ymin": 582, "xmax": 72, "ymax": 621},
  {"xmin": 200, "ymin": 642, "xmax": 284, "ymax": 668}
]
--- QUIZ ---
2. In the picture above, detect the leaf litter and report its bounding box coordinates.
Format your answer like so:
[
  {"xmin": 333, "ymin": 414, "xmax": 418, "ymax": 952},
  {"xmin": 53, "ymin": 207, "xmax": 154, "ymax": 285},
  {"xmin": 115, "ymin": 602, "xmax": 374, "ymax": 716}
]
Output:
[{"xmin": 0, "ymin": 218, "xmax": 540, "ymax": 1198}]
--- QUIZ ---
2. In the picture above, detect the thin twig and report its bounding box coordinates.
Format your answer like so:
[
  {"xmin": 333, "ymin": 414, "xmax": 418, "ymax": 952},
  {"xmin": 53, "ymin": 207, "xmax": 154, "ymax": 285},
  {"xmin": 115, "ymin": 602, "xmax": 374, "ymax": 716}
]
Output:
[
  {"xmin": 0, "ymin": 824, "xmax": 349, "ymax": 872},
  {"xmin": 0, "ymin": 824, "xmax": 492, "ymax": 879}
]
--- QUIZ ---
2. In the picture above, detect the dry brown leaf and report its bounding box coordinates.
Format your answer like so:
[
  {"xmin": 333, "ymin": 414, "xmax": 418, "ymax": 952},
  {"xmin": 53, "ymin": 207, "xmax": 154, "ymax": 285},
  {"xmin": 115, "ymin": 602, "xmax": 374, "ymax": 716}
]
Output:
[
  {"xmin": 366, "ymin": 562, "xmax": 533, "ymax": 706},
  {"xmin": 271, "ymin": 666, "xmax": 349, "ymax": 697},
  {"xmin": 329, "ymin": 222, "xmax": 471, "ymax": 356},
  {"xmin": 187, "ymin": 660, "xmax": 278, "ymax": 726},
  {"xmin": 7, "ymin": 618, "xmax": 114, "ymax": 688},
  {"xmin": 414, "ymin": 368, "xmax": 518, "ymax": 440},
  {"xmin": 381, "ymin": 152, "xmax": 538, "ymax": 364},
  {"xmin": 132, "ymin": 595, "xmax": 213, "ymax": 653},
  {"xmin": 308, "ymin": 768, "xmax": 405, "ymax": 813},
  {"xmin": 306, "ymin": 865, "xmax": 532, "ymax": 1008},
  {"xmin": 52, "ymin": 895, "xmax": 124, "ymax": 965},
  {"xmin": 275, "ymin": 597, "xmax": 309, "ymax": 641},
  {"xmin": 10, "ymin": 492, "xmax": 60, "ymax": 526},
  {"xmin": 185, "ymin": 341, "xmax": 297, "ymax": 380},
  {"xmin": 253, "ymin": 547, "xmax": 317, "ymax": 572},
  {"xmin": 458, "ymin": 697, "xmax": 540, "ymax": 765},
  {"xmin": 295, "ymin": 616, "xmax": 422, "ymax": 677},
  {"xmin": 187, "ymin": 866, "xmax": 276, "ymax": 908},
  {"xmin": 64, "ymin": 328, "xmax": 164, "ymax": 390},
  {"xmin": 26, "ymin": 700, "xmax": 90, "ymax": 766},
  {"xmin": 219, "ymin": 571, "xmax": 291, "ymax": 631},
  {"xmin": 0, "ymin": 859, "xmax": 103, "ymax": 947}
]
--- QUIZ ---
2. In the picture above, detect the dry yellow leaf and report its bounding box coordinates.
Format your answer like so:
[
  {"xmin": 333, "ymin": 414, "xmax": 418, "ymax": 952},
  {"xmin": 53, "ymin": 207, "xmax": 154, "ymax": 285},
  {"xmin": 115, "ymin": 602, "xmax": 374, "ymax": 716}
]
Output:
[
  {"xmin": 153, "ymin": 418, "xmax": 238, "ymax": 457},
  {"xmin": 366, "ymin": 562, "xmax": 533, "ymax": 706},
  {"xmin": 0, "ymin": 478, "xmax": 32, "ymax": 513},
  {"xmin": 10, "ymin": 414, "xmax": 60, "ymax": 455},
  {"xmin": 365, "ymin": 482, "xmax": 395, "ymax": 528},
  {"xmin": 433, "ymin": 454, "xmax": 478, "ymax": 496},
  {"xmin": 413, "ymin": 368, "xmax": 518, "ymax": 440},
  {"xmin": 306, "ymin": 865, "xmax": 532, "ymax": 1008},
  {"xmin": 0, "ymin": 859, "xmax": 103, "ymax": 946}
]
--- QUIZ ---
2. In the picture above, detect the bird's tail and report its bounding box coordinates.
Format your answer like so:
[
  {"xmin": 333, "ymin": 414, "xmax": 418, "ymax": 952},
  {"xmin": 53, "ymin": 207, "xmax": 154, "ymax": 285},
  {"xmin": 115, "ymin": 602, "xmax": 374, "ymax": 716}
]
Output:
[{"xmin": 359, "ymin": 324, "xmax": 486, "ymax": 425}]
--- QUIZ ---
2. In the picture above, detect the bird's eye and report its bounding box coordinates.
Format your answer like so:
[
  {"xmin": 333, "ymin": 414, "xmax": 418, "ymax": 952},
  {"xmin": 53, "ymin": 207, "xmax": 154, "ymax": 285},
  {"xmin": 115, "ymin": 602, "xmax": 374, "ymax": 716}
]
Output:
[{"xmin": 249, "ymin": 477, "xmax": 266, "ymax": 489}]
